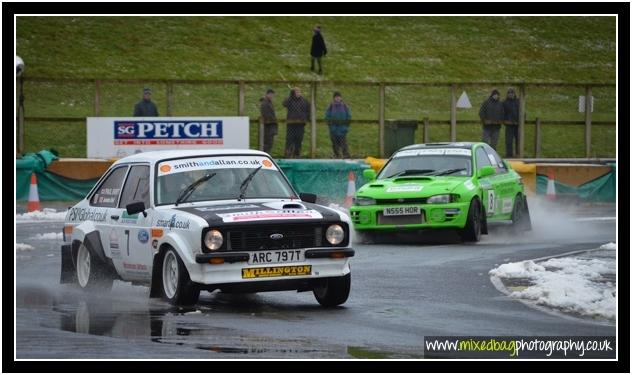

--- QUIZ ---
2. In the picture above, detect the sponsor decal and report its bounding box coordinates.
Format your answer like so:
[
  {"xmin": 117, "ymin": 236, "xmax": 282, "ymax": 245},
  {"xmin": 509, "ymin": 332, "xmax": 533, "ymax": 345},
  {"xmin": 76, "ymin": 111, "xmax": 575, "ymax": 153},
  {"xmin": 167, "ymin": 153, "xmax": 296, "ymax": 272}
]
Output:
[
  {"xmin": 217, "ymin": 210, "xmax": 323, "ymax": 223},
  {"xmin": 194, "ymin": 204, "xmax": 260, "ymax": 212},
  {"xmin": 486, "ymin": 190, "xmax": 496, "ymax": 215},
  {"xmin": 394, "ymin": 148, "xmax": 472, "ymax": 158},
  {"xmin": 152, "ymin": 239, "xmax": 158, "ymax": 249},
  {"xmin": 155, "ymin": 214, "xmax": 190, "ymax": 229},
  {"xmin": 157, "ymin": 156, "xmax": 278, "ymax": 176},
  {"xmin": 67, "ymin": 207, "xmax": 108, "ymax": 222},
  {"xmin": 109, "ymin": 229, "xmax": 120, "ymax": 258},
  {"xmin": 151, "ymin": 228, "xmax": 164, "ymax": 238},
  {"xmin": 502, "ymin": 198, "xmax": 514, "ymax": 214},
  {"xmin": 137, "ymin": 229, "xmax": 150, "ymax": 244},
  {"xmin": 123, "ymin": 262, "xmax": 148, "ymax": 271},
  {"xmin": 464, "ymin": 179, "xmax": 475, "ymax": 190},
  {"xmin": 120, "ymin": 211, "xmax": 139, "ymax": 224},
  {"xmin": 242, "ymin": 265, "xmax": 312, "ymax": 279},
  {"xmin": 114, "ymin": 120, "xmax": 223, "ymax": 146},
  {"xmin": 386, "ymin": 184, "xmax": 423, "ymax": 193}
]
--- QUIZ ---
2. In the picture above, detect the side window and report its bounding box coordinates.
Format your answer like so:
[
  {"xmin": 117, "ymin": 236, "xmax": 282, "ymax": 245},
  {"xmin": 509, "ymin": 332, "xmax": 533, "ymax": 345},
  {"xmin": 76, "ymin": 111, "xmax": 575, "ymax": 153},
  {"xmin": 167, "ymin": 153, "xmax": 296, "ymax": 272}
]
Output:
[
  {"xmin": 90, "ymin": 166, "xmax": 128, "ymax": 207},
  {"xmin": 119, "ymin": 165, "xmax": 150, "ymax": 208},
  {"xmin": 483, "ymin": 145, "xmax": 508, "ymax": 174},
  {"xmin": 475, "ymin": 147, "xmax": 493, "ymax": 171}
]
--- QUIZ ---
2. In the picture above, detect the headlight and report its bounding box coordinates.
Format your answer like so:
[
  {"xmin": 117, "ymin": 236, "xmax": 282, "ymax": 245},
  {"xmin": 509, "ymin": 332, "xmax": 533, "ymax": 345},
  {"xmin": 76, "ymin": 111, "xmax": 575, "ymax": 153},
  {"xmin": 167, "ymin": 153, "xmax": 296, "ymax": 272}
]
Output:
[
  {"xmin": 325, "ymin": 224, "xmax": 345, "ymax": 245},
  {"xmin": 427, "ymin": 194, "xmax": 453, "ymax": 204},
  {"xmin": 353, "ymin": 197, "xmax": 376, "ymax": 206},
  {"xmin": 204, "ymin": 229, "xmax": 223, "ymax": 251}
]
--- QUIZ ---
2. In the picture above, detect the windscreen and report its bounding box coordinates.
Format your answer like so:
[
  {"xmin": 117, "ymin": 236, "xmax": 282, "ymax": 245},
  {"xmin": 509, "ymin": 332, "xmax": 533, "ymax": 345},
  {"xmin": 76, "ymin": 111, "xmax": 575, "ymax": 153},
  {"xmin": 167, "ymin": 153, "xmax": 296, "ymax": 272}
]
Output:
[
  {"xmin": 378, "ymin": 148, "xmax": 473, "ymax": 178},
  {"xmin": 155, "ymin": 155, "xmax": 296, "ymax": 205}
]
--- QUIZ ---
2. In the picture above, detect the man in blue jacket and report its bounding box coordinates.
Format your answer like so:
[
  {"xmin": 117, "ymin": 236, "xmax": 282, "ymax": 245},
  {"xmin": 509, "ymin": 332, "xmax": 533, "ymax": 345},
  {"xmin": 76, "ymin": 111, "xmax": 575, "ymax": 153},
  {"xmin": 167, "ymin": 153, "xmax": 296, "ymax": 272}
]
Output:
[{"xmin": 325, "ymin": 91, "xmax": 352, "ymax": 159}]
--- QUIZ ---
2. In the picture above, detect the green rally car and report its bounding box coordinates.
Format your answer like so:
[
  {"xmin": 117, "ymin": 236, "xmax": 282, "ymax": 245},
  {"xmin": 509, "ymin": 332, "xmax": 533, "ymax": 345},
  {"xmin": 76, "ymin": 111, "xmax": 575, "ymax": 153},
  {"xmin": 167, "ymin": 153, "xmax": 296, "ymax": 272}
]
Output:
[{"xmin": 350, "ymin": 142, "xmax": 532, "ymax": 242}]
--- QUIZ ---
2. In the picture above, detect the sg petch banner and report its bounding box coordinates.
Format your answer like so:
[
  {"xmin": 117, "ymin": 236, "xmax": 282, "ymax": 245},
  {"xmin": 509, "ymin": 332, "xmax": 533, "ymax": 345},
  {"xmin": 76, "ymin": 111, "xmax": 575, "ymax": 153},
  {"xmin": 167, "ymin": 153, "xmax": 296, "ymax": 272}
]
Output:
[{"xmin": 87, "ymin": 117, "xmax": 249, "ymax": 158}]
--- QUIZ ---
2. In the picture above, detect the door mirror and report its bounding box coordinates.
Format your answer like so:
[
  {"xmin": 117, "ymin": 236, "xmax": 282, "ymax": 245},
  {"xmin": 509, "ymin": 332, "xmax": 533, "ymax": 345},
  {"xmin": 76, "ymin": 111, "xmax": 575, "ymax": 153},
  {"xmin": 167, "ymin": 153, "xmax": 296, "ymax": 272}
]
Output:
[
  {"xmin": 478, "ymin": 166, "xmax": 495, "ymax": 178},
  {"xmin": 299, "ymin": 192, "xmax": 317, "ymax": 203},
  {"xmin": 126, "ymin": 201, "xmax": 147, "ymax": 217},
  {"xmin": 363, "ymin": 169, "xmax": 377, "ymax": 181}
]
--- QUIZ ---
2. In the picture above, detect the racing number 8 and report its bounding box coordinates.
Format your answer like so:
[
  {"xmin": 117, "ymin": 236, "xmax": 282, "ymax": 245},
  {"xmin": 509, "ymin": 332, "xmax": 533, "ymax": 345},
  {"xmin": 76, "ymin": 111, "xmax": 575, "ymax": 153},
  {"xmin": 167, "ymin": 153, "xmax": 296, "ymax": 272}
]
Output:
[{"xmin": 486, "ymin": 190, "xmax": 495, "ymax": 215}]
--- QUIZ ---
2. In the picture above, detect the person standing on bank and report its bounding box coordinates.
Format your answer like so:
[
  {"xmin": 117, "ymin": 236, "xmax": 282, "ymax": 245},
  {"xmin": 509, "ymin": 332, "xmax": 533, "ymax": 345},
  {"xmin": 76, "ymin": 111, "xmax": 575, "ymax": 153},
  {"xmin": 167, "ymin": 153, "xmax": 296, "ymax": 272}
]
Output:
[
  {"xmin": 259, "ymin": 89, "xmax": 278, "ymax": 154},
  {"xmin": 478, "ymin": 89, "xmax": 504, "ymax": 151},
  {"xmin": 310, "ymin": 25, "xmax": 327, "ymax": 74},
  {"xmin": 325, "ymin": 91, "xmax": 352, "ymax": 159},
  {"xmin": 503, "ymin": 88, "xmax": 520, "ymax": 158},
  {"xmin": 282, "ymin": 87, "xmax": 310, "ymax": 158},
  {"xmin": 133, "ymin": 87, "xmax": 159, "ymax": 116}
]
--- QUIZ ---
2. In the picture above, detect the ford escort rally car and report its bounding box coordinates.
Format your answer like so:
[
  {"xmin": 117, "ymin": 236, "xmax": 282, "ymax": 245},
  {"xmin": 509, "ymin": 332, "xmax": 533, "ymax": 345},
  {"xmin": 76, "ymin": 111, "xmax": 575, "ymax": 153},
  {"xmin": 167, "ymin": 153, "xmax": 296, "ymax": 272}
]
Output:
[
  {"xmin": 350, "ymin": 142, "xmax": 532, "ymax": 242},
  {"xmin": 61, "ymin": 149, "xmax": 354, "ymax": 306}
]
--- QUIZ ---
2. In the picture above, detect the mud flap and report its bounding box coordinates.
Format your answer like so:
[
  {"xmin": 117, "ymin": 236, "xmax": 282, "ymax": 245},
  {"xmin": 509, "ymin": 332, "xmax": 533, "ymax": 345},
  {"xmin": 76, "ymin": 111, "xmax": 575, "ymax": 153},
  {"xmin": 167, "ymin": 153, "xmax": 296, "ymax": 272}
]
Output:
[
  {"xmin": 60, "ymin": 244, "xmax": 77, "ymax": 284},
  {"xmin": 523, "ymin": 198, "xmax": 533, "ymax": 231},
  {"xmin": 149, "ymin": 254, "xmax": 163, "ymax": 298}
]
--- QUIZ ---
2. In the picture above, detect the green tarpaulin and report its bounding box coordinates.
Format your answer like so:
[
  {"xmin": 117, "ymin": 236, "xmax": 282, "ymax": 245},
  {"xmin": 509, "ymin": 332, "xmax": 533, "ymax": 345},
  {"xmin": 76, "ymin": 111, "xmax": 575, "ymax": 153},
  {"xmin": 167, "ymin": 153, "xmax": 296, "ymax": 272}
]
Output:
[
  {"xmin": 16, "ymin": 155, "xmax": 370, "ymax": 203},
  {"xmin": 536, "ymin": 165, "xmax": 616, "ymax": 202}
]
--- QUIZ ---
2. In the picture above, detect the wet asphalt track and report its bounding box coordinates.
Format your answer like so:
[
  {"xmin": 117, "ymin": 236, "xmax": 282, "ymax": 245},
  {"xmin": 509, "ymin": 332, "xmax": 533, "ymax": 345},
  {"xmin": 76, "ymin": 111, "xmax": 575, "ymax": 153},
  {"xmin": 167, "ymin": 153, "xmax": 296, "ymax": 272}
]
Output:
[{"xmin": 15, "ymin": 202, "xmax": 616, "ymax": 359}]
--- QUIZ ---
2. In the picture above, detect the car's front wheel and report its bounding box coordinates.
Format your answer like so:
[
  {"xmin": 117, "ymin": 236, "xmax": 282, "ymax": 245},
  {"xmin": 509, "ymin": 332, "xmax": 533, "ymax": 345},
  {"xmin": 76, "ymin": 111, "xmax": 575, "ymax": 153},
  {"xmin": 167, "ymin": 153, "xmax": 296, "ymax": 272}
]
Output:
[
  {"xmin": 459, "ymin": 198, "xmax": 483, "ymax": 242},
  {"xmin": 161, "ymin": 248, "xmax": 200, "ymax": 306},
  {"xmin": 313, "ymin": 273, "xmax": 351, "ymax": 307},
  {"xmin": 75, "ymin": 243, "xmax": 113, "ymax": 291}
]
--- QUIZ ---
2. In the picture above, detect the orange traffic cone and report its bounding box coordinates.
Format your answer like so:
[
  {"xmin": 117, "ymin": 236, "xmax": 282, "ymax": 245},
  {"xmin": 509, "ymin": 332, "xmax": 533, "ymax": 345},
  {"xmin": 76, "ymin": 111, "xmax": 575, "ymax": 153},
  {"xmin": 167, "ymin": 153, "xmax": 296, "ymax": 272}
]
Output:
[
  {"xmin": 546, "ymin": 169, "xmax": 556, "ymax": 201},
  {"xmin": 343, "ymin": 171, "xmax": 356, "ymax": 208},
  {"xmin": 27, "ymin": 173, "xmax": 41, "ymax": 212}
]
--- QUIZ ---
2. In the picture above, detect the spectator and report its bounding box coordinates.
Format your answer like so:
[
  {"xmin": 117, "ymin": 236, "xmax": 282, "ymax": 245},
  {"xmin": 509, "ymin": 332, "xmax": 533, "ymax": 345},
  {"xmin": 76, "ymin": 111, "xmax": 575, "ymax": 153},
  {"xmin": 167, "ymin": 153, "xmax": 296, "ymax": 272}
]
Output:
[
  {"xmin": 282, "ymin": 87, "xmax": 310, "ymax": 158},
  {"xmin": 310, "ymin": 25, "xmax": 327, "ymax": 74},
  {"xmin": 478, "ymin": 89, "xmax": 504, "ymax": 150},
  {"xmin": 133, "ymin": 87, "xmax": 159, "ymax": 117},
  {"xmin": 259, "ymin": 88, "xmax": 278, "ymax": 154},
  {"xmin": 325, "ymin": 91, "xmax": 352, "ymax": 159},
  {"xmin": 503, "ymin": 88, "xmax": 520, "ymax": 158}
]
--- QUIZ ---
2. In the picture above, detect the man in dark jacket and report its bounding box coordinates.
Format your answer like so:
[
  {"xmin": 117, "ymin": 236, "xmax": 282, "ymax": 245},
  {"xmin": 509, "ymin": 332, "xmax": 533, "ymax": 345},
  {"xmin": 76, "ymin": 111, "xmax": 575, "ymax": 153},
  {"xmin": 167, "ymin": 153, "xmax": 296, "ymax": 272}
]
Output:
[
  {"xmin": 478, "ymin": 89, "xmax": 504, "ymax": 150},
  {"xmin": 310, "ymin": 25, "xmax": 327, "ymax": 74},
  {"xmin": 282, "ymin": 87, "xmax": 310, "ymax": 158},
  {"xmin": 325, "ymin": 91, "xmax": 352, "ymax": 158},
  {"xmin": 259, "ymin": 89, "xmax": 278, "ymax": 154},
  {"xmin": 503, "ymin": 88, "xmax": 520, "ymax": 158},
  {"xmin": 133, "ymin": 87, "xmax": 159, "ymax": 116}
]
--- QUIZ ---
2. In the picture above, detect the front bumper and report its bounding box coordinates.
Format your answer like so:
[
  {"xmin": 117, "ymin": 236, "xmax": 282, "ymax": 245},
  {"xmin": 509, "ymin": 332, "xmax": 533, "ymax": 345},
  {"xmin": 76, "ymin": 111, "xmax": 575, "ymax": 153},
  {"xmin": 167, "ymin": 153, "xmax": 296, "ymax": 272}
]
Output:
[
  {"xmin": 188, "ymin": 247, "xmax": 353, "ymax": 286},
  {"xmin": 350, "ymin": 201, "xmax": 470, "ymax": 231}
]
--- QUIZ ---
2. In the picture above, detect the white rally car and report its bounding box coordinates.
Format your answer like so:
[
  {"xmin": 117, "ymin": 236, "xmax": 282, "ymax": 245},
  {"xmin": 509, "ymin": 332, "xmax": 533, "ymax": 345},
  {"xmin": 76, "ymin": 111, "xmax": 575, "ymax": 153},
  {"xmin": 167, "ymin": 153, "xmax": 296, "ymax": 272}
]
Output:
[{"xmin": 60, "ymin": 149, "xmax": 354, "ymax": 307}]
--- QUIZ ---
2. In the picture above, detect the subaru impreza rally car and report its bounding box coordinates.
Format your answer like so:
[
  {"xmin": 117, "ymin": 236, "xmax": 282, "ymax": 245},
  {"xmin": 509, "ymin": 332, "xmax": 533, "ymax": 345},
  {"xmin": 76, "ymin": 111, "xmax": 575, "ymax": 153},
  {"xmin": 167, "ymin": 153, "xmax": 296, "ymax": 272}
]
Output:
[
  {"xmin": 61, "ymin": 149, "xmax": 354, "ymax": 306},
  {"xmin": 350, "ymin": 142, "xmax": 531, "ymax": 242}
]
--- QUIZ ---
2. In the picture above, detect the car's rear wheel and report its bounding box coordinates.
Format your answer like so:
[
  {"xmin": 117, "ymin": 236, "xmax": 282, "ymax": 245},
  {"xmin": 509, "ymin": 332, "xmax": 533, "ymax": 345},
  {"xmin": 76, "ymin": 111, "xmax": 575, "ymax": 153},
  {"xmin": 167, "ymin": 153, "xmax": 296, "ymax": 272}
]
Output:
[
  {"xmin": 460, "ymin": 199, "xmax": 483, "ymax": 242},
  {"xmin": 511, "ymin": 194, "xmax": 532, "ymax": 231},
  {"xmin": 313, "ymin": 273, "xmax": 351, "ymax": 307},
  {"xmin": 75, "ymin": 243, "xmax": 113, "ymax": 291},
  {"xmin": 161, "ymin": 248, "xmax": 200, "ymax": 306}
]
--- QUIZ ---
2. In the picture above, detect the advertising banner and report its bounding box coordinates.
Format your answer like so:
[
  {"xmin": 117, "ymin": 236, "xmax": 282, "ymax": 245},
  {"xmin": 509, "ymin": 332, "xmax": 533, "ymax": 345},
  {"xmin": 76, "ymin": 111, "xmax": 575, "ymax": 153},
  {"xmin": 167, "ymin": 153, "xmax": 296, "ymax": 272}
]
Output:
[{"xmin": 87, "ymin": 117, "xmax": 249, "ymax": 158}]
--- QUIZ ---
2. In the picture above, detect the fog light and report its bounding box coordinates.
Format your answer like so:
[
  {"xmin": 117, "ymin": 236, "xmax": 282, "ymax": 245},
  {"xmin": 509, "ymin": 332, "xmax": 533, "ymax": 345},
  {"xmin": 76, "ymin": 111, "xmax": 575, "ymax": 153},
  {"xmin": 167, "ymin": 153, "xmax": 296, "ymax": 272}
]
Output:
[
  {"xmin": 329, "ymin": 251, "xmax": 345, "ymax": 259},
  {"xmin": 444, "ymin": 208, "xmax": 460, "ymax": 215}
]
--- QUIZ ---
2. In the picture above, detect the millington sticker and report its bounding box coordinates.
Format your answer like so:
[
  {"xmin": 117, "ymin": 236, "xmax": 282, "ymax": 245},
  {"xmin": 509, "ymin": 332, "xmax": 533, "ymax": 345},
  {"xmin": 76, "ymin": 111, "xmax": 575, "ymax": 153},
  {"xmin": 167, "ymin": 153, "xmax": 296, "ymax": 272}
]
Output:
[
  {"xmin": 242, "ymin": 265, "xmax": 312, "ymax": 279},
  {"xmin": 217, "ymin": 210, "xmax": 323, "ymax": 223}
]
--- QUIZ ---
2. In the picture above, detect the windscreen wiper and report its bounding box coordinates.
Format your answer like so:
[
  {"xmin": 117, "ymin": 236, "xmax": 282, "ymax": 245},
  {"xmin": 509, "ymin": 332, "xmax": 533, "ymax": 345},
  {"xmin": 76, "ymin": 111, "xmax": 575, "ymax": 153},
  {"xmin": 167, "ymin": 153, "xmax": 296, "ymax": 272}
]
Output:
[
  {"xmin": 237, "ymin": 166, "xmax": 263, "ymax": 201},
  {"xmin": 386, "ymin": 169, "xmax": 435, "ymax": 178},
  {"xmin": 174, "ymin": 172, "xmax": 216, "ymax": 206},
  {"xmin": 428, "ymin": 168, "xmax": 467, "ymax": 176}
]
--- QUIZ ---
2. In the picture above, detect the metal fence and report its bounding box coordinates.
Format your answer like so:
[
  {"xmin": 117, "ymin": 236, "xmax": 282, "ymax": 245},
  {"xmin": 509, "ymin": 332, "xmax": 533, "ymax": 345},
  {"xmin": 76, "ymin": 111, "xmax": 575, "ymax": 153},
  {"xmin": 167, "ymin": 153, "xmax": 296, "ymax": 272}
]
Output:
[{"xmin": 16, "ymin": 77, "xmax": 616, "ymax": 159}]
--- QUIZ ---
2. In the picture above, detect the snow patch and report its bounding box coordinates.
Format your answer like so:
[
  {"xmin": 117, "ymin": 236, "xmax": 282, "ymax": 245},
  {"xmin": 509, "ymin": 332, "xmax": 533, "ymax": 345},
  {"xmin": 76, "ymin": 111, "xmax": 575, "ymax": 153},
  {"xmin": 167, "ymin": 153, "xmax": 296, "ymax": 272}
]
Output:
[
  {"xmin": 16, "ymin": 208, "xmax": 67, "ymax": 223},
  {"xmin": 16, "ymin": 243, "xmax": 35, "ymax": 251},
  {"xmin": 490, "ymin": 256, "xmax": 615, "ymax": 320},
  {"xmin": 599, "ymin": 242, "xmax": 616, "ymax": 250},
  {"xmin": 30, "ymin": 232, "xmax": 64, "ymax": 241}
]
